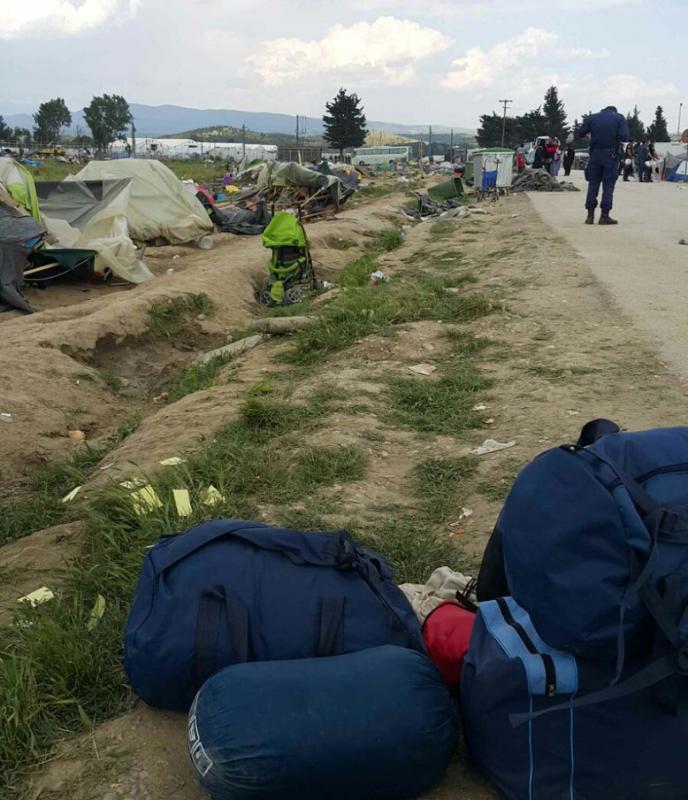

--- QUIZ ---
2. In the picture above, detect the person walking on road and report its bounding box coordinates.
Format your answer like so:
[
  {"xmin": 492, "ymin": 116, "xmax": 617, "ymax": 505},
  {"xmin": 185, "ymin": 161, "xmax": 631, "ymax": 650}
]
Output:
[
  {"xmin": 636, "ymin": 140, "xmax": 651, "ymax": 182},
  {"xmin": 577, "ymin": 105, "xmax": 629, "ymax": 225},
  {"xmin": 563, "ymin": 143, "xmax": 575, "ymax": 176}
]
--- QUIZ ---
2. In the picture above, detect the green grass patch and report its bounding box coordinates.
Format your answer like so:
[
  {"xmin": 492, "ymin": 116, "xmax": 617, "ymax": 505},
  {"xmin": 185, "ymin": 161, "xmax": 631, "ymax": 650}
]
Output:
[
  {"xmin": 325, "ymin": 235, "xmax": 357, "ymax": 251},
  {"xmin": 147, "ymin": 293, "xmax": 213, "ymax": 337},
  {"xmin": 0, "ymin": 416, "xmax": 141, "ymax": 547},
  {"xmin": 389, "ymin": 357, "xmax": 491, "ymax": 435},
  {"xmin": 352, "ymin": 184, "xmax": 397, "ymax": 203},
  {"xmin": 374, "ymin": 228, "xmax": 404, "ymax": 252},
  {"xmin": 166, "ymin": 353, "xmax": 233, "ymax": 402},
  {"xmin": 412, "ymin": 457, "xmax": 479, "ymax": 523},
  {"xmin": 284, "ymin": 278, "xmax": 492, "ymax": 366},
  {"xmin": 430, "ymin": 220, "xmax": 459, "ymax": 239},
  {"xmin": 338, "ymin": 253, "xmax": 378, "ymax": 287}
]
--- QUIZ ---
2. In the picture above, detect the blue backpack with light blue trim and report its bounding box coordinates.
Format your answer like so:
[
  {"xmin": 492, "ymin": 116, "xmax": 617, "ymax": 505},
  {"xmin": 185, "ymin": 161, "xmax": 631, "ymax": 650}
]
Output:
[{"xmin": 461, "ymin": 598, "xmax": 688, "ymax": 800}]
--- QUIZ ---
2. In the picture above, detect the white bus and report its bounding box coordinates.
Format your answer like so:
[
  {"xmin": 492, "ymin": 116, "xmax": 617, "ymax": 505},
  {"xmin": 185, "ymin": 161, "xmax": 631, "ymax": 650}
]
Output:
[{"xmin": 352, "ymin": 145, "xmax": 412, "ymax": 166}]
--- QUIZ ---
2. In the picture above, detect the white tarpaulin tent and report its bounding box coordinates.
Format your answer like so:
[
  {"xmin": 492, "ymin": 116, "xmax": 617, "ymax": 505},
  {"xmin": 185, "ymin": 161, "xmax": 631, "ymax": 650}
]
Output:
[
  {"xmin": 73, "ymin": 159, "xmax": 213, "ymax": 244},
  {"xmin": 38, "ymin": 178, "xmax": 153, "ymax": 284}
]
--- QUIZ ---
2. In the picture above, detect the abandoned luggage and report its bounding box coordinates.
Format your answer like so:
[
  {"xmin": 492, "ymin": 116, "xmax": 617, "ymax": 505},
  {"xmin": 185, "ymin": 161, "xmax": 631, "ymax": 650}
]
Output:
[
  {"xmin": 188, "ymin": 645, "xmax": 459, "ymax": 800},
  {"xmin": 462, "ymin": 597, "xmax": 688, "ymax": 800},
  {"xmin": 487, "ymin": 423, "xmax": 688, "ymax": 661},
  {"xmin": 124, "ymin": 519, "xmax": 424, "ymax": 710},
  {"xmin": 422, "ymin": 602, "xmax": 475, "ymax": 685}
]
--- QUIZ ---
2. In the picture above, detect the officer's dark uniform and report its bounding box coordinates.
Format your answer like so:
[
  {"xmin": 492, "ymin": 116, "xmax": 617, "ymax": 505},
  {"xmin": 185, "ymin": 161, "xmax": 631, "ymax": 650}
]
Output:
[{"xmin": 577, "ymin": 106, "xmax": 629, "ymax": 223}]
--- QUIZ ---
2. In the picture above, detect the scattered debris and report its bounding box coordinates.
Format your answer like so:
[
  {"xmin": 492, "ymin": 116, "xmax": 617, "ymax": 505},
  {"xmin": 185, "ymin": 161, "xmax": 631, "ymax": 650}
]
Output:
[
  {"xmin": 511, "ymin": 168, "xmax": 580, "ymax": 193},
  {"xmin": 195, "ymin": 334, "xmax": 264, "ymax": 365},
  {"xmin": 67, "ymin": 429, "xmax": 86, "ymax": 442},
  {"xmin": 153, "ymin": 391, "xmax": 169, "ymax": 403},
  {"xmin": 0, "ymin": 411, "xmax": 13, "ymax": 422},
  {"xmin": 470, "ymin": 438, "xmax": 516, "ymax": 456},
  {"xmin": 445, "ymin": 287, "xmax": 463, "ymax": 295},
  {"xmin": 408, "ymin": 363, "xmax": 437, "ymax": 376},
  {"xmin": 160, "ymin": 456, "xmax": 186, "ymax": 466},
  {"xmin": 120, "ymin": 477, "xmax": 146, "ymax": 490},
  {"xmin": 173, "ymin": 488, "xmax": 192, "ymax": 517},
  {"xmin": 87, "ymin": 595, "xmax": 106, "ymax": 630},
  {"xmin": 131, "ymin": 485, "xmax": 163, "ymax": 515},
  {"xmin": 201, "ymin": 485, "xmax": 224, "ymax": 506},
  {"xmin": 61, "ymin": 486, "xmax": 82, "ymax": 504},
  {"xmin": 369, "ymin": 270, "xmax": 387, "ymax": 285},
  {"xmin": 18, "ymin": 586, "xmax": 54, "ymax": 607},
  {"xmin": 473, "ymin": 403, "xmax": 488, "ymax": 411}
]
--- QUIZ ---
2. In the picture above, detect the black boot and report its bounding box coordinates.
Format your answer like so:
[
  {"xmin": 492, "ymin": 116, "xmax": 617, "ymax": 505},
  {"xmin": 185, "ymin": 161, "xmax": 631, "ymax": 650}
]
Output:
[
  {"xmin": 585, "ymin": 210, "xmax": 595, "ymax": 225},
  {"xmin": 599, "ymin": 211, "xmax": 618, "ymax": 225}
]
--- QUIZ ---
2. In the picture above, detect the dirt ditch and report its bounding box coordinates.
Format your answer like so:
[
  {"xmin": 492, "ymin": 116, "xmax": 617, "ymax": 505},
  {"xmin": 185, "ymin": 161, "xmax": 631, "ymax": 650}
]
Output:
[{"xmin": 4, "ymin": 183, "xmax": 688, "ymax": 800}]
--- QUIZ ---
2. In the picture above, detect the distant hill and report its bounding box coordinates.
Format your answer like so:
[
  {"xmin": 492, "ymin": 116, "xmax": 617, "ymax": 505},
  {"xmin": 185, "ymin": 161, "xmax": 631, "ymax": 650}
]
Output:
[
  {"xmin": 160, "ymin": 126, "xmax": 316, "ymax": 146},
  {"xmin": 0, "ymin": 102, "xmax": 475, "ymax": 140}
]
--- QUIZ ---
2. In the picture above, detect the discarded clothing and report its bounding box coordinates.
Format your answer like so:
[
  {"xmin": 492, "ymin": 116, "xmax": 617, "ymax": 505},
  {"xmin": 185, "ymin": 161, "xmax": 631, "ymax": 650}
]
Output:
[
  {"xmin": 511, "ymin": 168, "xmax": 580, "ymax": 192},
  {"xmin": 400, "ymin": 566, "xmax": 476, "ymax": 624}
]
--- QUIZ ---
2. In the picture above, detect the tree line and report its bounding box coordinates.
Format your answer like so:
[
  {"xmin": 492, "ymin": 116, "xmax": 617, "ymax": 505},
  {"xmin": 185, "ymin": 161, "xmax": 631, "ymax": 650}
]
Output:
[
  {"xmin": 477, "ymin": 87, "xmax": 671, "ymax": 149},
  {"xmin": 0, "ymin": 94, "xmax": 134, "ymax": 153}
]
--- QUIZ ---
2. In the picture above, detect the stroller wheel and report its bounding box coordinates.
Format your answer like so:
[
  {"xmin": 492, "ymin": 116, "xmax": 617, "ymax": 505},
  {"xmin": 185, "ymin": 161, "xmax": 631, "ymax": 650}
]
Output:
[
  {"xmin": 285, "ymin": 284, "xmax": 306, "ymax": 305},
  {"xmin": 260, "ymin": 289, "xmax": 275, "ymax": 306}
]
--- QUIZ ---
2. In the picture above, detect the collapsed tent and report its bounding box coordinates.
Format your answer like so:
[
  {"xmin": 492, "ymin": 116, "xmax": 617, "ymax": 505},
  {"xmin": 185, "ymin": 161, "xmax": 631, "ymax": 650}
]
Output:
[
  {"xmin": 231, "ymin": 161, "xmax": 352, "ymax": 219},
  {"xmin": 35, "ymin": 178, "xmax": 153, "ymax": 284},
  {"xmin": 73, "ymin": 160, "xmax": 213, "ymax": 244},
  {"xmin": 0, "ymin": 186, "xmax": 46, "ymax": 312},
  {"xmin": 511, "ymin": 168, "xmax": 579, "ymax": 192},
  {"xmin": 195, "ymin": 187, "xmax": 272, "ymax": 235}
]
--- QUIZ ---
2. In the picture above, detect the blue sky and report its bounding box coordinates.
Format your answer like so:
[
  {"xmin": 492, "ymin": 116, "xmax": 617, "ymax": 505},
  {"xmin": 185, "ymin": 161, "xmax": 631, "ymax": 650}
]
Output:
[{"xmin": 1, "ymin": 0, "xmax": 685, "ymax": 130}]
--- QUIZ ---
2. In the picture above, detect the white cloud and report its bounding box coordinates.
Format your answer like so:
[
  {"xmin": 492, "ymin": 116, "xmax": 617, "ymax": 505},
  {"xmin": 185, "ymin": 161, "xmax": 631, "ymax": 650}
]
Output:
[
  {"xmin": 1, "ymin": 0, "xmax": 140, "ymax": 40},
  {"xmin": 442, "ymin": 28, "xmax": 557, "ymax": 90},
  {"xmin": 351, "ymin": 0, "xmax": 641, "ymax": 15},
  {"xmin": 602, "ymin": 73, "xmax": 677, "ymax": 102},
  {"xmin": 247, "ymin": 16, "xmax": 450, "ymax": 88}
]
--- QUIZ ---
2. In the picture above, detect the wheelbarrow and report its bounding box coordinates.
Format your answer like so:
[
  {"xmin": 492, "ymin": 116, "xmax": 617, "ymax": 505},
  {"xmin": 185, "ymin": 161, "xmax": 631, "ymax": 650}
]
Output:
[{"xmin": 25, "ymin": 248, "xmax": 99, "ymax": 284}]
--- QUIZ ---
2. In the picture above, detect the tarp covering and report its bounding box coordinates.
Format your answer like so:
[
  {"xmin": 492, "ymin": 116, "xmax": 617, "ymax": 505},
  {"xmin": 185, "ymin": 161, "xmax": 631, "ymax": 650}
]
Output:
[
  {"xmin": 72, "ymin": 159, "xmax": 213, "ymax": 244},
  {"xmin": 428, "ymin": 177, "xmax": 464, "ymax": 203},
  {"xmin": 0, "ymin": 157, "xmax": 41, "ymax": 220},
  {"xmin": 37, "ymin": 177, "xmax": 153, "ymax": 284},
  {"xmin": 0, "ymin": 187, "xmax": 45, "ymax": 312},
  {"xmin": 664, "ymin": 150, "xmax": 688, "ymax": 182}
]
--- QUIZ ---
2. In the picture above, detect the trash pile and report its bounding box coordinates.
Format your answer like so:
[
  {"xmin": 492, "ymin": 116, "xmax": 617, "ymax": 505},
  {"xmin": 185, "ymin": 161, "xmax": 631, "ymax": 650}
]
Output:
[
  {"xmin": 225, "ymin": 161, "xmax": 355, "ymax": 223},
  {"xmin": 403, "ymin": 176, "xmax": 467, "ymax": 219},
  {"xmin": 511, "ymin": 167, "xmax": 579, "ymax": 192}
]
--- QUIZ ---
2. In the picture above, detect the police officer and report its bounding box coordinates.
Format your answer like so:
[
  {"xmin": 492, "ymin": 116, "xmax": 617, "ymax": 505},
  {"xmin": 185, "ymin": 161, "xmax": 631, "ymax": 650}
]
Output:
[{"xmin": 577, "ymin": 106, "xmax": 629, "ymax": 225}]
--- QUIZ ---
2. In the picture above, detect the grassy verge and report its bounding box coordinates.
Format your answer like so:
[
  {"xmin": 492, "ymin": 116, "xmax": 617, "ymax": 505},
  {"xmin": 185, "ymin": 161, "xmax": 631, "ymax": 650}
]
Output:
[
  {"xmin": 147, "ymin": 293, "xmax": 213, "ymax": 337},
  {"xmin": 0, "ymin": 417, "xmax": 141, "ymax": 547},
  {"xmin": 284, "ymin": 276, "xmax": 492, "ymax": 366},
  {"xmin": 166, "ymin": 353, "xmax": 233, "ymax": 402}
]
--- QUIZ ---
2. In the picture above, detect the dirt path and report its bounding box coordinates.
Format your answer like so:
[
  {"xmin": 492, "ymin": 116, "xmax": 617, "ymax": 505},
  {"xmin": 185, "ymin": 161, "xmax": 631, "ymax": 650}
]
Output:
[
  {"xmin": 528, "ymin": 170, "xmax": 688, "ymax": 377},
  {"xmin": 7, "ymin": 184, "xmax": 688, "ymax": 800}
]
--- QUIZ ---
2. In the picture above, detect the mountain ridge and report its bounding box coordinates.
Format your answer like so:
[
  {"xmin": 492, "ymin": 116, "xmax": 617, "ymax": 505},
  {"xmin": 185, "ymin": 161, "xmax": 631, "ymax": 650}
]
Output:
[{"xmin": 0, "ymin": 102, "xmax": 475, "ymax": 139}]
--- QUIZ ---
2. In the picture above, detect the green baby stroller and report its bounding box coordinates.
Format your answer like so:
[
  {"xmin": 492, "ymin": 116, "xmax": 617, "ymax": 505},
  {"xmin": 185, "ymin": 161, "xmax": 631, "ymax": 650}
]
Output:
[{"xmin": 260, "ymin": 211, "xmax": 317, "ymax": 306}]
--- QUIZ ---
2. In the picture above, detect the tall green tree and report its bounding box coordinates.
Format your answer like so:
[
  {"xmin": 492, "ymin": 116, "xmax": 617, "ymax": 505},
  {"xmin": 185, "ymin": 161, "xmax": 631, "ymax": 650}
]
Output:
[
  {"xmin": 33, "ymin": 98, "xmax": 72, "ymax": 144},
  {"xmin": 83, "ymin": 94, "xmax": 132, "ymax": 153},
  {"xmin": 477, "ymin": 112, "xmax": 521, "ymax": 148},
  {"xmin": 542, "ymin": 86, "xmax": 569, "ymax": 142},
  {"xmin": 517, "ymin": 108, "xmax": 547, "ymax": 145},
  {"xmin": 323, "ymin": 88, "xmax": 367, "ymax": 159},
  {"xmin": 626, "ymin": 105, "xmax": 646, "ymax": 141},
  {"xmin": 647, "ymin": 105, "xmax": 670, "ymax": 142},
  {"xmin": 572, "ymin": 113, "xmax": 593, "ymax": 148},
  {"xmin": 0, "ymin": 115, "xmax": 11, "ymax": 141}
]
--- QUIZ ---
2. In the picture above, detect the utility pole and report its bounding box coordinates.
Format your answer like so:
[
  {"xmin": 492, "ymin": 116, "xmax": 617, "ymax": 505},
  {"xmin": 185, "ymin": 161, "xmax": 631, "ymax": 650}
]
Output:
[
  {"xmin": 130, "ymin": 119, "xmax": 136, "ymax": 158},
  {"xmin": 242, "ymin": 124, "xmax": 246, "ymax": 163},
  {"xmin": 678, "ymin": 102, "xmax": 684, "ymax": 137},
  {"xmin": 428, "ymin": 125, "xmax": 433, "ymax": 162},
  {"xmin": 499, "ymin": 99, "xmax": 513, "ymax": 147},
  {"xmin": 296, "ymin": 115, "xmax": 300, "ymax": 147}
]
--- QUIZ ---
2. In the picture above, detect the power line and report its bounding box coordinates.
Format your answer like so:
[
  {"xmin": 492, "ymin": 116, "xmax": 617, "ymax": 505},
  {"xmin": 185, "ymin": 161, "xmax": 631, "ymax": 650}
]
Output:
[{"xmin": 498, "ymin": 99, "xmax": 513, "ymax": 147}]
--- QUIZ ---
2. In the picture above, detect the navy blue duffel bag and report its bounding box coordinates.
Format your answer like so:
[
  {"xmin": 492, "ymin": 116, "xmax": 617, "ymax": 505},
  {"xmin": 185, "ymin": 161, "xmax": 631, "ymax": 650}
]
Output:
[
  {"xmin": 124, "ymin": 519, "xmax": 424, "ymax": 710},
  {"xmin": 496, "ymin": 424, "xmax": 688, "ymax": 661},
  {"xmin": 188, "ymin": 645, "xmax": 459, "ymax": 800},
  {"xmin": 462, "ymin": 597, "xmax": 688, "ymax": 800}
]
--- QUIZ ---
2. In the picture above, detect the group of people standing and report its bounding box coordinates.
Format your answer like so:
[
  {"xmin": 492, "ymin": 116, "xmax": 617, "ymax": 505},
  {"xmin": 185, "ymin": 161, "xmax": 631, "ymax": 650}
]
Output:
[
  {"xmin": 620, "ymin": 140, "xmax": 661, "ymax": 182},
  {"xmin": 518, "ymin": 140, "xmax": 577, "ymax": 177}
]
